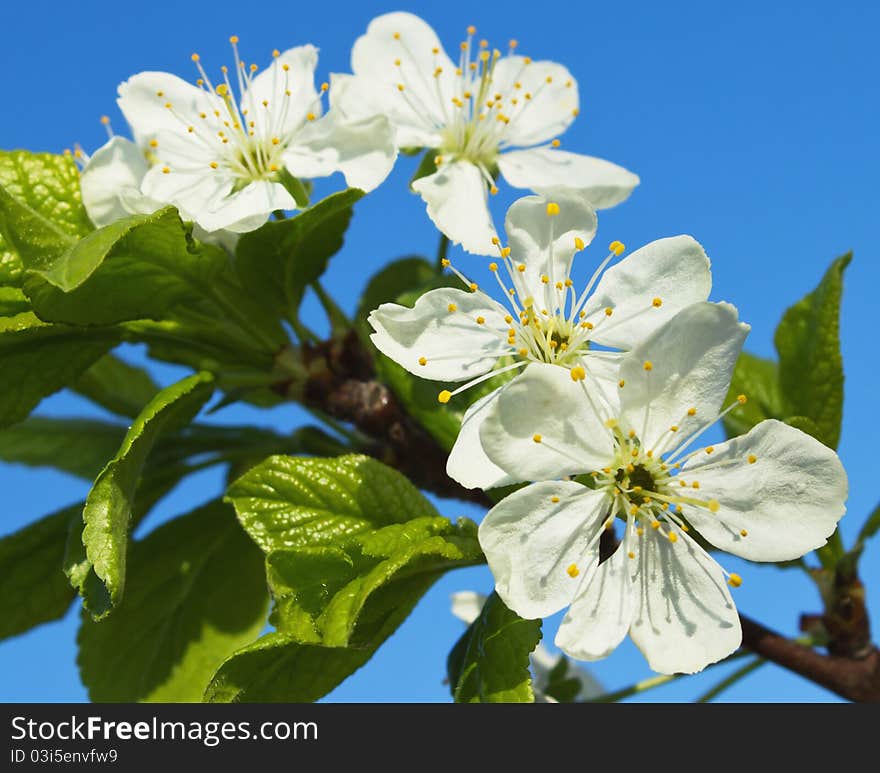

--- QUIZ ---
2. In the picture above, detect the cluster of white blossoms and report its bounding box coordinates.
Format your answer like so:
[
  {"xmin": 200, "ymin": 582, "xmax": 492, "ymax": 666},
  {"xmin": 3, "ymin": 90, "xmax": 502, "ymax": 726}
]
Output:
[
  {"xmin": 73, "ymin": 11, "xmax": 849, "ymax": 678},
  {"xmin": 78, "ymin": 11, "xmax": 635, "ymax": 250},
  {"xmin": 370, "ymin": 195, "xmax": 849, "ymax": 674}
]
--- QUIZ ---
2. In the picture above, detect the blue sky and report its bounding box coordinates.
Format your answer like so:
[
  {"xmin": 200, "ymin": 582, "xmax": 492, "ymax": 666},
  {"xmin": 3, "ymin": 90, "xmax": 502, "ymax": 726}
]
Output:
[{"xmin": 1, "ymin": 0, "xmax": 878, "ymax": 701}]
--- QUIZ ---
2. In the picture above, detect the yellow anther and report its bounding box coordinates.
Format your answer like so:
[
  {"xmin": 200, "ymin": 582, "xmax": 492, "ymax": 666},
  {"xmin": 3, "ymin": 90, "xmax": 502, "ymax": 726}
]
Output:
[
  {"xmin": 480, "ymin": 50, "xmax": 490, "ymax": 62},
  {"xmin": 609, "ymin": 240, "xmax": 625, "ymax": 256},
  {"xmin": 479, "ymin": 38, "xmax": 488, "ymax": 48},
  {"xmin": 283, "ymin": 64, "xmax": 290, "ymax": 72},
  {"xmin": 490, "ymin": 185, "xmax": 499, "ymax": 195},
  {"xmin": 491, "ymin": 236, "xmax": 500, "ymax": 245},
  {"xmin": 570, "ymin": 366, "xmax": 586, "ymax": 382},
  {"xmin": 397, "ymin": 83, "xmax": 405, "ymax": 92},
  {"xmin": 668, "ymin": 532, "xmax": 678, "ymax": 543},
  {"xmin": 216, "ymin": 84, "xmax": 228, "ymax": 97},
  {"xmin": 272, "ymin": 49, "xmax": 280, "ymax": 58},
  {"xmin": 692, "ymin": 481, "xmax": 700, "ymax": 489},
  {"xmin": 164, "ymin": 102, "xmax": 173, "ymax": 109},
  {"xmin": 629, "ymin": 505, "xmax": 639, "ymax": 516},
  {"xmin": 393, "ymin": 32, "xmax": 401, "ymax": 40},
  {"xmin": 740, "ymin": 529, "xmax": 749, "ymax": 537},
  {"xmin": 545, "ymin": 76, "xmax": 553, "ymax": 84},
  {"xmin": 618, "ymin": 379, "xmax": 625, "ymax": 388},
  {"xmin": 469, "ymin": 282, "xmax": 478, "ymax": 292},
  {"xmin": 306, "ymin": 112, "xmax": 316, "ymax": 121},
  {"xmin": 605, "ymin": 307, "xmax": 613, "ymax": 317},
  {"xmin": 460, "ymin": 42, "xmax": 468, "ymax": 51},
  {"xmin": 500, "ymin": 247, "xmax": 511, "ymax": 258},
  {"xmin": 631, "ymin": 448, "xmax": 639, "ymax": 458},
  {"xmin": 566, "ymin": 564, "xmax": 579, "ymax": 578},
  {"xmin": 434, "ymin": 155, "xmax": 443, "ymax": 166},
  {"xmin": 551, "ymin": 496, "xmax": 560, "ymax": 503},
  {"xmin": 432, "ymin": 46, "xmax": 440, "ymax": 54},
  {"xmin": 100, "ymin": 115, "xmax": 110, "ymax": 125},
  {"xmin": 156, "ymin": 90, "xmax": 164, "ymax": 97},
  {"xmin": 509, "ymin": 38, "xmax": 518, "ymax": 48},
  {"xmin": 687, "ymin": 407, "xmax": 697, "ymax": 416},
  {"xmin": 546, "ymin": 202, "xmax": 560, "ymax": 216},
  {"xmin": 728, "ymin": 573, "xmax": 743, "ymax": 588},
  {"xmin": 652, "ymin": 297, "xmax": 663, "ymax": 308},
  {"xmin": 489, "ymin": 262, "xmax": 498, "ymax": 272},
  {"xmin": 517, "ymin": 263, "xmax": 526, "ymax": 272},
  {"xmin": 605, "ymin": 418, "xmax": 618, "ymax": 428},
  {"xmin": 637, "ymin": 527, "xmax": 645, "ymax": 537},
  {"xmin": 149, "ymin": 139, "xmax": 158, "ymax": 148},
  {"xmin": 476, "ymin": 316, "xmax": 485, "ymax": 325},
  {"xmin": 679, "ymin": 480, "xmax": 687, "ymax": 487},
  {"xmin": 394, "ymin": 58, "xmax": 401, "ymax": 66},
  {"xmin": 524, "ymin": 56, "xmax": 532, "ymax": 64},
  {"xmin": 604, "ymin": 520, "xmax": 614, "ymax": 531},
  {"xmin": 628, "ymin": 429, "xmax": 636, "ymax": 438},
  {"xmin": 504, "ymin": 314, "xmax": 513, "ymax": 324},
  {"xmin": 706, "ymin": 446, "xmax": 715, "ymax": 454},
  {"xmin": 161, "ymin": 166, "xmax": 170, "ymax": 174},
  {"xmin": 555, "ymin": 282, "xmax": 563, "ymax": 290},
  {"xmin": 191, "ymin": 53, "xmax": 200, "ymax": 62},
  {"xmin": 250, "ymin": 64, "xmax": 258, "ymax": 73},
  {"xmin": 737, "ymin": 394, "xmax": 748, "ymax": 404},
  {"xmin": 518, "ymin": 348, "xmax": 528, "ymax": 357},
  {"xmin": 574, "ymin": 236, "xmax": 585, "ymax": 251},
  {"xmin": 551, "ymin": 139, "xmax": 561, "ymax": 147},
  {"xmin": 572, "ymin": 108, "xmax": 580, "ymax": 116},
  {"xmin": 321, "ymin": 82, "xmax": 329, "ymax": 92},
  {"xmin": 467, "ymin": 24, "xmax": 476, "ymax": 34},
  {"xmin": 187, "ymin": 126, "xmax": 194, "ymax": 133},
  {"xmin": 269, "ymin": 164, "xmax": 279, "ymax": 172},
  {"xmin": 748, "ymin": 454, "xmax": 757, "ymax": 464},
  {"xmin": 532, "ymin": 434, "xmax": 542, "ymax": 444},
  {"xmin": 418, "ymin": 357, "xmax": 427, "ymax": 366},
  {"xmin": 651, "ymin": 521, "xmax": 661, "ymax": 530},
  {"xmin": 271, "ymin": 136, "xmax": 280, "ymax": 145},
  {"xmin": 626, "ymin": 464, "xmax": 635, "ymax": 473},
  {"xmin": 670, "ymin": 425, "xmax": 679, "ymax": 432},
  {"xmin": 708, "ymin": 499, "xmax": 720, "ymax": 513},
  {"xmin": 229, "ymin": 35, "xmax": 239, "ymax": 44},
  {"xmin": 565, "ymin": 279, "xmax": 573, "ymax": 287},
  {"xmin": 438, "ymin": 390, "xmax": 452, "ymax": 404},
  {"xmin": 643, "ymin": 361, "xmax": 653, "ymax": 371},
  {"xmin": 441, "ymin": 259, "xmax": 450, "ymax": 268},
  {"xmin": 541, "ymin": 275, "xmax": 549, "ymax": 284},
  {"xmin": 209, "ymin": 161, "xmax": 218, "ymax": 169}
]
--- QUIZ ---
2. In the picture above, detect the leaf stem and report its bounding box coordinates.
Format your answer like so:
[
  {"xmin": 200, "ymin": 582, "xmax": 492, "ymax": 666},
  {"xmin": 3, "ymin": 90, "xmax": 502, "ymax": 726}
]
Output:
[{"xmin": 696, "ymin": 657, "xmax": 766, "ymax": 703}]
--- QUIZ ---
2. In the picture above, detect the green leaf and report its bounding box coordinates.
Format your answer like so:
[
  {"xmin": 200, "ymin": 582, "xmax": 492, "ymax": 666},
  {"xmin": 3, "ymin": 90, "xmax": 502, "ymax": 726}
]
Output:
[
  {"xmin": 450, "ymin": 592, "xmax": 541, "ymax": 703},
  {"xmin": 0, "ymin": 417, "xmax": 125, "ymax": 479},
  {"xmin": 781, "ymin": 415, "xmax": 824, "ymax": 443},
  {"xmin": 269, "ymin": 517, "xmax": 482, "ymax": 646},
  {"xmin": 71, "ymin": 353, "xmax": 160, "ymax": 418},
  {"xmin": 0, "ymin": 312, "xmax": 120, "ymax": 429},
  {"xmin": 235, "ymin": 189, "xmax": 364, "ymax": 319},
  {"xmin": 69, "ymin": 372, "xmax": 215, "ymax": 619},
  {"xmin": 77, "ymin": 502, "xmax": 269, "ymax": 702},
  {"xmin": 857, "ymin": 502, "xmax": 880, "ymax": 546},
  {"xmin": 774, "ymin": 253, "xmax": 851, "ymax": 449},
  {"xmin": 722, "ymin": 352, "xmax": 784, "ymax": 438},
  {"xmin": 225, "ymin": 454, "xmax": 439, "ymax": 553},
  {"xmin": 204, "ymin": 572, "xmax": 436, "ymax": 703},
  {"xmin": 22, "ymin": 208, "xmax": 230, "ymax": 326},
  {"xmin": 0, "ymin": 504, "xmax": 79, "ymax": 641},
  {"xmin": 0, "ymin": 150, "xmax": 92, "ymax": 286},
  {"xmin": 0, "ymin": 287, "xmax": 30, "ymax": 315}
]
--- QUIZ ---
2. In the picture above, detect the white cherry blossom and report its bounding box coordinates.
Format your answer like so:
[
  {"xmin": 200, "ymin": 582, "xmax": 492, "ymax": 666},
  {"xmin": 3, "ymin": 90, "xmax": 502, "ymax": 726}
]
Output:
[
  {"xmin": 334, "ymin": 12, "xmax": 639, "ymax": 253},
  {"xmin": 115, "ymin": 37, "xmax": 396, "ymax": 233},
  {"xmin": 477, "ymin": 302, "xmax": 848, "ymax": 674},
  {"xmin": 367, "ymin": 193, "xmax": 711, "ymax": 489}
]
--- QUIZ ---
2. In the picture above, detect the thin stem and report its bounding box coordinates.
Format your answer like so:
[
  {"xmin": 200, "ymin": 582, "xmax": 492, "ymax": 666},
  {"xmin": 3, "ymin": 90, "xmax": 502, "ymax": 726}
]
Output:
[
  {"xmin": 696, "ymin": 657, "xmax": 766, "ymax": 703},
  {"xmin": 585, "ymin": 650, "xmax": 752, "ymax": 703},
  {"xmin": 311, "ymin": 279, "xmax": 352, "ymax": 332},
  {"xmin": 435, "ymin": 232, "xmax": 450, "ymax": 274}
]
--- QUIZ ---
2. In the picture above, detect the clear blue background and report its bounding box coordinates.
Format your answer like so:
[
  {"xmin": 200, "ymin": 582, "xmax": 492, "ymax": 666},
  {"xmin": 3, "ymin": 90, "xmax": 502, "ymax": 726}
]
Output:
[{"xmin": 1, "ymin": 0, "xmax": 877, "ymax": 702}]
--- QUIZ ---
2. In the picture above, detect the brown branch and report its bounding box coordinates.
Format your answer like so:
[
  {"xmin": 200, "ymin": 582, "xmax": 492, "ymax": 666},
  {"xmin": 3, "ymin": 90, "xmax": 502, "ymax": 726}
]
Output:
[
  {"xmin": 294, "ymin": 332, "xmax": 492, "ymax": 508},
  {"xmin": 740, "ymin": 614, "xmax": 880, "ymax": 702}
]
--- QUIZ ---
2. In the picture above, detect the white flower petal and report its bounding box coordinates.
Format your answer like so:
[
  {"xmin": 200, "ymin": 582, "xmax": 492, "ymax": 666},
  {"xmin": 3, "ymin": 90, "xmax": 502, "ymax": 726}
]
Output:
[
  {"xmin": 446, "ymin": 386, "xmax": 519, "ymax": 491},
  {"xmin": 411, "ymin": 162, "xmax": 498, "ymax": 255},
  {"xmin": 491, "ymin": 57, "xmax": 579, "ymax": 147},
  {"xmin": 498, "ymin": 147, "xmax": 639, "ymax": 209},
  {"xmin": 141, "ymin": 164, "xmax": 233, "ymax": 225},
  {"xmin": 618, "ymin": 302, "xmax": 749, "ymax": 451},
  {"xmin": 368, "ymin": 287, "xmax": 509, "ymax": 381},
  {"xmin": 582, "ymin": 236, "xmax": 712, "ymax": 350},
  {"xmin": 504, "ymin": 192, "xmax": 597, "ymax": 302},
  {"xmin": 80, "ymin": 137, "xmax": 156, "ymax": 226},
  {"xmin": 348, "ymin": 12, "xmax": 453, "ymax": 148},
  {"xmin": 479, "ymin": 362, "xmax": 615, "ymax": 481},
  {"xmin": 450, "ymin": 591, "xmax": 488, "ymax": 625},
  {"xmin": 630, "ymin": 528, "xmax": 742, "ymax": 674},
  {"xmin": 195, "ymin": 180, "xmax": 296, "ymax": 233},
  {"xmin": 479, "ymin": 481, "xmax": 608, "ymax": 619},
  {"xmin": 244, "ymin": 45, "xmax": 320, "ymax": 137},
  {"xmin": 555, "ymin": 543, "xmax": 635, "ymax": 661},
  {"xmin": 681, "ymin": 419, "xmax": 848, "ymax": 562},
  {"xmin": 118, "ymin": 71, "xmax": 222, "ymax": 143},
  {"xmin": 284, "ymin": 111, "xmax": 396, "ymax": 192}
]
